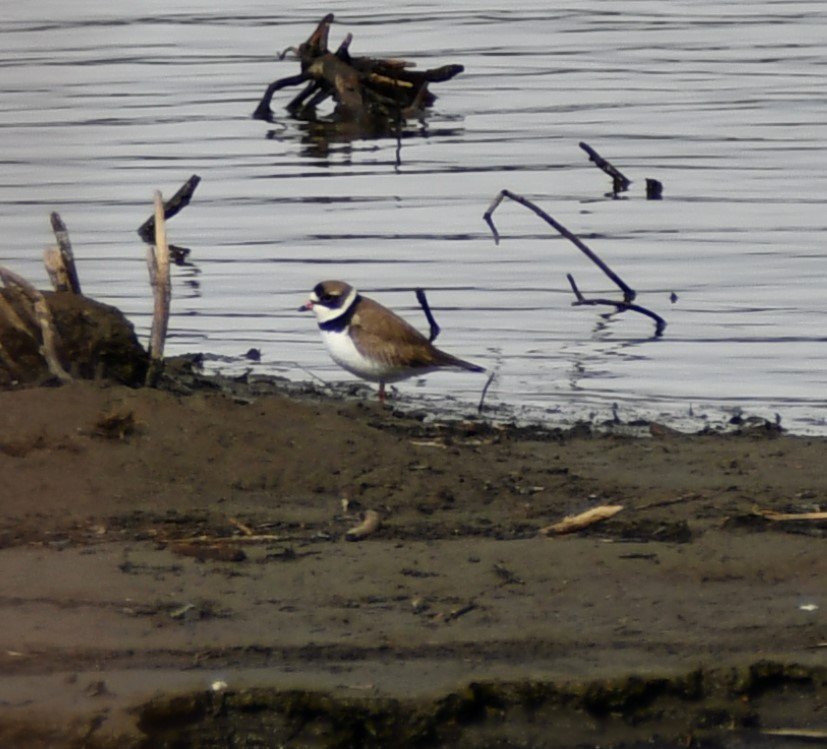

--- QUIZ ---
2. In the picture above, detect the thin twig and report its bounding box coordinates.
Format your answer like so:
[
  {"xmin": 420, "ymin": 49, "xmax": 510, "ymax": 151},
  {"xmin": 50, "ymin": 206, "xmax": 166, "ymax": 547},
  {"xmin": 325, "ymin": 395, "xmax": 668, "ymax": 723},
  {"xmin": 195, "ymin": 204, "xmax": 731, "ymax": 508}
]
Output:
[
  {"xmin": 636, "ymin": 492, "xmax": 707, "ymax": 511},
  {"xmin": 415, "ymin": 288, "xmax": 440, "ymax": 342},
  {"xmin": 752, "ymin": 508, "xmax": 827, "ymax": 522},
  {"xmin": 483, "ymin": 189, "xmax": 637, "ymax": 303},
  {"xmin": 567, "ymin": 275, "xmax": 666, "ymax": 337},
  {"xmin": 172, "ymin": 534, "xmax": 288, "ymax": 545},
  {"xmin": 444, "ymin": 602, "xmax": 477, "ymax": 622},
  {"xmin": 579, "ymin": 142, "xmax": 632, "ymax": 195},
  {"xmin": 478, "ymin": 370, "xmax": 496, "ymax": 413},
  {"xmin": 227, "ymin": 517, "xmax": 255, "ymax": 536}
]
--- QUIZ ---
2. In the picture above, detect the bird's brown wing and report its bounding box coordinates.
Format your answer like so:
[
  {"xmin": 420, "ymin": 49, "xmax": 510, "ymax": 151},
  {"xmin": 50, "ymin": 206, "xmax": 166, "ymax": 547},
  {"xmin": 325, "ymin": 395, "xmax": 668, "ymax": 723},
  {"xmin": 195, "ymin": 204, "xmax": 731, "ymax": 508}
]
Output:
[{"xmin": 350, "ymin": 296, "xmax": 483, "ymax": 372}]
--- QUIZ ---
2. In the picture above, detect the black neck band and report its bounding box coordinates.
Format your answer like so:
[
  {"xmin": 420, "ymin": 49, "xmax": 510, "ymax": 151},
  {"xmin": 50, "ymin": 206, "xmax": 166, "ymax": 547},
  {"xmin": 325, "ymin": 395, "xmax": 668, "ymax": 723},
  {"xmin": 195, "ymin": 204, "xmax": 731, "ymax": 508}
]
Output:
[{"xmin": 318, "ymin": 294, "xmax": 361, "ymax": 333}]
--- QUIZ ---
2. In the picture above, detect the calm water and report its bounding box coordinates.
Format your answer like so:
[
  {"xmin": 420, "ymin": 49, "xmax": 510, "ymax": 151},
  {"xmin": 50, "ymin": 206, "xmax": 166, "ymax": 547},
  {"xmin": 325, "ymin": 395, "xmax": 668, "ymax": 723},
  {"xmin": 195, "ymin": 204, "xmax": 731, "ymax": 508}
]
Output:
[{"xmin": 2, "ymin": 1, "xmax": 827, "ymax": 432}]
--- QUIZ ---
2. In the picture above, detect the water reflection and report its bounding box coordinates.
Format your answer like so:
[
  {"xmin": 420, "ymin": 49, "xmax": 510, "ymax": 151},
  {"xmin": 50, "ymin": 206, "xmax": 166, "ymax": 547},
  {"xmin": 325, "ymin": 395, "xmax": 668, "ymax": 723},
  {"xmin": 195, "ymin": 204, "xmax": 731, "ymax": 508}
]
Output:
[{"xmin": 263, "ymin": 116, "xmax": 466, "ymax": 163}]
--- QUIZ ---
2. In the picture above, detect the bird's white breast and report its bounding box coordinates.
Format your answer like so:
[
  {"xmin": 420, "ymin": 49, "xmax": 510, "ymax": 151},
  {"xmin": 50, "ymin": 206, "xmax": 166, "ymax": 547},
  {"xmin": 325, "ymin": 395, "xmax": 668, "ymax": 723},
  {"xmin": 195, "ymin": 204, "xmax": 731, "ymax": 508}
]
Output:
[{"xmin": 320, "ymin": 328, "xmax": 390, "ymax": 382}]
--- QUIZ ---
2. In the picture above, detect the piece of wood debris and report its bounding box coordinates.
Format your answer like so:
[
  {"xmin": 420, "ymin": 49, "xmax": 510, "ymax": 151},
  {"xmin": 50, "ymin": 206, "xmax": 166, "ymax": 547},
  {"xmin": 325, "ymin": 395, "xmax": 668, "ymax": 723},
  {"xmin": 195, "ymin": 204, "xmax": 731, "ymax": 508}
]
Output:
[
  {"xmin": 345, "ymin": 509, "xmax": 381, "ymax": 541},
  {"xmin": 409, "ymin": 440, "xmax": 447, "ymax": 449},
  {"xmin": 137, "ymin": 174, "xmax": 201, "ymax": 243},
  {"xmin": 173, "ymin": 533, "xmax": 286, "ymax": 545},
  {"xmin": 761, "ymin": 728, "xmax": 827, "ymax": 741},
  {"xmin": 49, "ymin": 212, "xmax": 82, "ymax": 294},
  {"xmin": 228, "ymin": 516, "xmax": 255, "ymax": 536},
  {"xmin": 146, "ymin": 191, "xmax": 171, "ymax": 368},
  {"xmin": 540, "ymin": 505, "xmax": 624, "ymax": 536},
  {"xmin": 753, "ymin": 508, "xmax": 827, "ymax": 522},
  {"xmin": 43, "ymin": 246, "xmax": 73, "ymax": 292},
  {"xmin": 443, "ymin": 602, "xmax": 477, "ymax": 622}
]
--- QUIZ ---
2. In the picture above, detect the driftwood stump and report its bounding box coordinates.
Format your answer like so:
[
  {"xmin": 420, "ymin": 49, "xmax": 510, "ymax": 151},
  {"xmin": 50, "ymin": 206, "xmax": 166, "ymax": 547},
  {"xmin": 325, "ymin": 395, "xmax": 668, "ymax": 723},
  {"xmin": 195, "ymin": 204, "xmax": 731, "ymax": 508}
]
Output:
[
  {"xmin": 0, "ymin": 213, "xmax": 149, "ymax": 387},
  {"xmin": 0, "ymin": 287, "xmax": 148, "ymax": 387},
  {"xmin": 254, "ymin": 14, "xmax": 464, "ymax": 129}
]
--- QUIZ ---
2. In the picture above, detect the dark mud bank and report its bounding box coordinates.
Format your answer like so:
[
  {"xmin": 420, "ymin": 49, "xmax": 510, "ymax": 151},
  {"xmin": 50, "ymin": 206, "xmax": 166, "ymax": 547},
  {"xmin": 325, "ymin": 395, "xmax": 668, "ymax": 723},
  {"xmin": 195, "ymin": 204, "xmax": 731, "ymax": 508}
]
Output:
[{"xmin": 139, "ymin": 660, "xmax": 826, "ymax": 748}]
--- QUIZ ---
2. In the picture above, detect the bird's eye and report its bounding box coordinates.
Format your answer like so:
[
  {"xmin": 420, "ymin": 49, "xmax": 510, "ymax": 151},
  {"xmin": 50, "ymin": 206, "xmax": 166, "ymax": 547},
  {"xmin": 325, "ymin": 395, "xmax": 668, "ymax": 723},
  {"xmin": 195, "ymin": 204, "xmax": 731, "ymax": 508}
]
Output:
[{"xmin": 313, "ymin": 283, "xmax": 339, "ymax": 304}]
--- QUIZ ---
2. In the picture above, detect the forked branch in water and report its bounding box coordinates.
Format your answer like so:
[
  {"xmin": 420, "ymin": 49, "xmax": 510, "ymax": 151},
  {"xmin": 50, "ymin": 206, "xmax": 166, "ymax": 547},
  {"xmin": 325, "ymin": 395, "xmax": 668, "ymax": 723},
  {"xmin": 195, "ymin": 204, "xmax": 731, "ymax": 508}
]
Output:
[
  {"xmin": 483, "ymin": 189, "xmax": 666, "ymax": 336},
  {"xmin": 567, "ymin": 275, "xmax": 666, "ymax": 337}
]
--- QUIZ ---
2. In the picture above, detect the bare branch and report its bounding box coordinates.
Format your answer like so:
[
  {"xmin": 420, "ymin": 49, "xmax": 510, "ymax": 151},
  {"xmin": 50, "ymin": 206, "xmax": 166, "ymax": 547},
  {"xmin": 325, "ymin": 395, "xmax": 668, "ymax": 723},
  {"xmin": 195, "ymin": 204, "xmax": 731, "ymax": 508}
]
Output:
[
  {"xmin": 137, "ymin": 174, "xmax": 201, "ymax": 243},
  {"xmin": 579, "ymin": 142, "xmax": 632, "ymax": 195},
  {"xmin": 415, "ymin": 288, "xmax": 440, "ymax": 342},
  {"xmin": 478, "ymin": 370, "xmax": 496, "ymax": 414},
  {"xmin": 483, "ymin": 189, "xmax": 637, "ymax": 303},
  {"xmin": 567, "ymin": 275, "xmax": 666, "ymax": 337},
  {"xmin": 146, "ymin": 192, "xmax": 172, "ymax": 384}
]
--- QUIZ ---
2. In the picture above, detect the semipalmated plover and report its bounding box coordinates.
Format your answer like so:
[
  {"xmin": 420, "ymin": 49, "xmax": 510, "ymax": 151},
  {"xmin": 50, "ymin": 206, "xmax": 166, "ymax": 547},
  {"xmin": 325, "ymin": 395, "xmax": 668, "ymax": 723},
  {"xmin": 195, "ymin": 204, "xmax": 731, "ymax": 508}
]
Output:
[{"xmin": 300, "ymin": 280, "xmax": 484, "ymax": 401}]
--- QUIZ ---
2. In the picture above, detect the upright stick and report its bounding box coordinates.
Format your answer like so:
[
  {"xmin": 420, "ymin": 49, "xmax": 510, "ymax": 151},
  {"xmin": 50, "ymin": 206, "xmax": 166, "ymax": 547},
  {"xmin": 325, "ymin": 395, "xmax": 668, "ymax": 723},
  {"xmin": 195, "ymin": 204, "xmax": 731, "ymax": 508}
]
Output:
[
  {"xmin": 49, "ymin": 212, "xmax": 82, "ymax": 294},
  {"xmin": 579, "ymin": 142, "xmax": 632, "ymax": 195},
  {"xmin": 43, "ymin": 246, "xmax": 72, "ymax": 292},
  {"xmin": 146, "ymin": 192, "xmax": 171, "ymax": 384}
]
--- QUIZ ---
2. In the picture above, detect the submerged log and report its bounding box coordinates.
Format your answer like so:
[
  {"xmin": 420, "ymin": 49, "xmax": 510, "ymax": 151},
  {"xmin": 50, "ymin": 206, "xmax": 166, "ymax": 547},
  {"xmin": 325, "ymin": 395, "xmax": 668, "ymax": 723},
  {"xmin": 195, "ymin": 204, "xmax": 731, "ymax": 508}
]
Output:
[{"xmin": 254, "ymin": 14, "xmax": 464, "ymax": 128}]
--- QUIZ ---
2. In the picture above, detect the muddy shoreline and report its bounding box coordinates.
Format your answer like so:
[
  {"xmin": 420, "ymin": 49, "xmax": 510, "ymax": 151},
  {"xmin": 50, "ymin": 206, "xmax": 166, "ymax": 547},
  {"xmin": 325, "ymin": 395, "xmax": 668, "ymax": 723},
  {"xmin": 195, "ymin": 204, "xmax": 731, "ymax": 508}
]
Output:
[{"xmin": 0, "ymin": 365, "xmax": 825, "ymax": 747}]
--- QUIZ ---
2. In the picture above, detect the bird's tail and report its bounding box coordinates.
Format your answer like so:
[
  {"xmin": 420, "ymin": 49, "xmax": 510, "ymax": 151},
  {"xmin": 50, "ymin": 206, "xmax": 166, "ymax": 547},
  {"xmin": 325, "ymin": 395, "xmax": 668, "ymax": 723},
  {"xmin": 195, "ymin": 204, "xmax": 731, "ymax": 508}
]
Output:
[{"xmin": 439, "ymin": 351, "xmax": 485, "ymax": 373}]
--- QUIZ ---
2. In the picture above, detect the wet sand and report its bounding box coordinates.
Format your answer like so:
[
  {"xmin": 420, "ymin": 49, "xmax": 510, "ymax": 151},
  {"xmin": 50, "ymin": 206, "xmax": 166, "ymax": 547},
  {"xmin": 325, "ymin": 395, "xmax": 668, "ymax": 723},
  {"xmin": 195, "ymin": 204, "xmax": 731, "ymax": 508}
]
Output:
[{"xmin": 0, "ymin": 367, "xmax": 824, "ymax": 748}]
